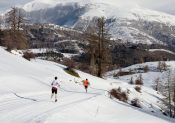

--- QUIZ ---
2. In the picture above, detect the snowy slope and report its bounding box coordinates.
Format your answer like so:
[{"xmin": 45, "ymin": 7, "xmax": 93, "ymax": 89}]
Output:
[
  {"xmin": 23, "ymin": 0, "xmax": 175, "ymax": 25},
  {"xmin": 0, "ymin": 47, "xmax": 174, "ymax": 123},
  {"xmin": 149, "ymin": 49, "xmax": 175, "ymax": 55},
  {"xmin": 20, "ymin": 0, "xmax": 175, "ymax": 45},
  {"xmin": 0, "ymin": 0, "xmax": 174, "ymax": 45},
  {"xmin": 106, "ymin": 61, "xmax": 175, "ymax": 88}
]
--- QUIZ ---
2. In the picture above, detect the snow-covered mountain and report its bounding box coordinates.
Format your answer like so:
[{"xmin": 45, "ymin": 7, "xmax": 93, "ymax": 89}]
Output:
[
  {"xmin": 17, "ymin": 0, "xmax": 175, "ymax": 45},
  {"xmin": 23, "ymin": 0, "xmax": 175, "ymax": 25}
]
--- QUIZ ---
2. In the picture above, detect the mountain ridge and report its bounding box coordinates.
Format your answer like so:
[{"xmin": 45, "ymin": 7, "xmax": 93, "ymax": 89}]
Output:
[{"xmin": 2, "ymin": 0, "xmax": 175, "ymax": 45}]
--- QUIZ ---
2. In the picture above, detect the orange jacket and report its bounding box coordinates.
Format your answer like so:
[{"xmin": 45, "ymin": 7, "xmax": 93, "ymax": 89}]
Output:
[{"xmin": 83, "ymin": 80, "xmax": 89, "ymax": 86}]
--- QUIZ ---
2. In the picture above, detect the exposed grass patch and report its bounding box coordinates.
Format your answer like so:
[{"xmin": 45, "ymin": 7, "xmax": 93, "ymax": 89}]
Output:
[
  {"xmin": 64, "ymin": 67, "xmax": 80, "ymax": 78},
  {"xmin": 131, "ymin": 98, "xmax": 141, "ymax": 108},
  {"xmin": 23, "ymin": 52, "xmax": 35, "ymax": 61},
  {"xmin": 109, "ymin": 87, "xmax": 128, "ymax": 102},
  {"xmin": 135, "ymin": 86, "xmax": 141, "ymax": 93},
  {"xmin": 113, "ymin": 71, "xmax": 135, "ymax": 77}
]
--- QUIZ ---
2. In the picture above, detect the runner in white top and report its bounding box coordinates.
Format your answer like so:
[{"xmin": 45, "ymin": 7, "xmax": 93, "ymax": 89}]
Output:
[{"xmin": 51, "ymin": 76, "xmax": 60, "ymax": 102}]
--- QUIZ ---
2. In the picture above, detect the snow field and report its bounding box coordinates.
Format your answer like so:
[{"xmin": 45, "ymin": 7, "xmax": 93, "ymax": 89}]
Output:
[{"xmin": 0, "ymin": 47, "xmax": 174, "ymax": 123}]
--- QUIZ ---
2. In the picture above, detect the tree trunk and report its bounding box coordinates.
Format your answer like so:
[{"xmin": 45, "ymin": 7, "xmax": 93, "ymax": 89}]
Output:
[
  {"xmin": 90, "ymin": 47, "xmax": 96, "ymax": 75},
  {"xmin": 173, "ymin": 82, "xmax": 175, "ymax": 118},
  {"xmin": 168, "ymin": 74, "xmax": 172, "ymax": 117}
]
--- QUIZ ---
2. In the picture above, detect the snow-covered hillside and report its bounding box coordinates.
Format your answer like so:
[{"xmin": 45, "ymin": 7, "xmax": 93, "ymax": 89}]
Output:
[
  {"xmin": 19, "ymin": 0, "xmax": 175, "ymax": 45},
  {"xmin": 23, "ymin": 0, "xmax": 175, "ymax": 25},
  {"xmin": 0, "ymin": 47, "xmax": 175, "ymax": 123},
  {"xmin": 106, "ymin": 61, "xmax": 175, "ymax": 87},
  {"xmin": 1, "ymin": 0, "xmax": 175, "ymax": 45},
  {"xmin": 149, "ymin": 49, "xmax": 175, "ymax": 55}
]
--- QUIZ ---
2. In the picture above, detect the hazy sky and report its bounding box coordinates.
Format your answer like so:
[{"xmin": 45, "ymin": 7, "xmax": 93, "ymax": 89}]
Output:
[
  {"xmin": 0, "ymin": 0, "xmax": 32, "ymax": 12},
  {"xmin": 0, "ymin": 0, "xmax": 175, "ymax": 15},
  {"xmin": 138, "ymin": 0, "xmax": 175, "ymax": 15}
]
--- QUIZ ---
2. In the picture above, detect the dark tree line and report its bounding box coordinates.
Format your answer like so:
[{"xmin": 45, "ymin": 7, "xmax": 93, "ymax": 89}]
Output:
[{"xmin": 0, "ymin": 7, "xmax": 28, "ymax": 50}]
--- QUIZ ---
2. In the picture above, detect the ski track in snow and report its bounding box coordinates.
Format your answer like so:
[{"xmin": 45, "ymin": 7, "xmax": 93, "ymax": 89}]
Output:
[{"xmin": 0, "ymin": 90, "xmax": 102, "ymax": 123}]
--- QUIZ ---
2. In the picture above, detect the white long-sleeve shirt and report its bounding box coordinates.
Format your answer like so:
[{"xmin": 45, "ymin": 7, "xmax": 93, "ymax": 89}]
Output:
[{"xmin": 51, "ymin": 80, "xmax": 60, "ymax": 89}]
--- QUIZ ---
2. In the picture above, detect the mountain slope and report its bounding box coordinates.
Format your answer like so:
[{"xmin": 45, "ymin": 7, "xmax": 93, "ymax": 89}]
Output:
[
  {"xmin": 23, "ymin": 0, "xmax": 175, "ymax": 25},
  {"xmin": 20, "ymin": 0, "xmax": 175, "ymax": 45},
  {"xmin": 0, "ymin": 47, "xmax": 175, "ymax": 123}
]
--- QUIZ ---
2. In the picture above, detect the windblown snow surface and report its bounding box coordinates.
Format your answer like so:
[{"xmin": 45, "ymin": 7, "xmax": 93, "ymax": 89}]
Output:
[{"xmin": 0, "ymin": 47, "xmax": 174, "ymax": 123}]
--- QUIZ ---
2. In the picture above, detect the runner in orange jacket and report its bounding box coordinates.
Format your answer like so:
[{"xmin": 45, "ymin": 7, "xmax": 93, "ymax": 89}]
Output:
[{"xmin": 83, "ymin": 79, "xmax": 89, "ymax": 93}]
